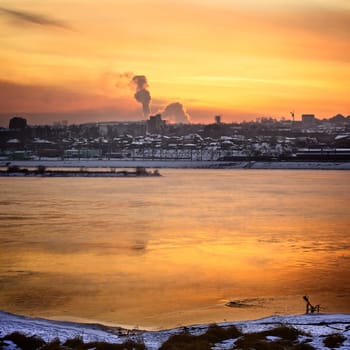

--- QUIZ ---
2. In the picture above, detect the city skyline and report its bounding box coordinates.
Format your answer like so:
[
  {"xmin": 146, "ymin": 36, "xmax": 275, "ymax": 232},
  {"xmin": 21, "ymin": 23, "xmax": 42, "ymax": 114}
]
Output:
[{"xmin": 0, "ymin": 0, "xmax": 349, "ymax": 126}]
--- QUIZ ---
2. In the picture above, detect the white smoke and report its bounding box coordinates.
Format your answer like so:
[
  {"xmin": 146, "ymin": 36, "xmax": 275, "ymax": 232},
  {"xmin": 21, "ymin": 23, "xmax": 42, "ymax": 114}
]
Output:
[{"xmin": 161, "ymin": 102, "xmax": 191, "ymax": 124}]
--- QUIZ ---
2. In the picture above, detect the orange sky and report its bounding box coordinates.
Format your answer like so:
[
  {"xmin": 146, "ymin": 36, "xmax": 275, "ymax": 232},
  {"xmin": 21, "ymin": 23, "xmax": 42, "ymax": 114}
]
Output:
[{"xmin": 0, "ymin": 0, "xmax": 349, "ymax": 126}]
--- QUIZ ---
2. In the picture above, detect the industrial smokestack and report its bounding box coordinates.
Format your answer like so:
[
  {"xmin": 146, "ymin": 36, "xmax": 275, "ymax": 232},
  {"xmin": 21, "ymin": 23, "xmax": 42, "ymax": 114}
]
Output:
[{"xmin": 132, "ymin": 75, "xmax": 151, "ymax": 118}]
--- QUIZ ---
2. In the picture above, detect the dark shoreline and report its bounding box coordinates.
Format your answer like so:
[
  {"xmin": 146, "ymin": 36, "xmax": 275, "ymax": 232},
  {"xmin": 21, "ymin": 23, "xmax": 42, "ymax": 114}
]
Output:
[
  {"xmin": 1, "ymin": 159, "xmax": 350, "ymax": 170},
  {"xmin": 0, "ymin": 165, "xmax": 161, "ymax": 177}
]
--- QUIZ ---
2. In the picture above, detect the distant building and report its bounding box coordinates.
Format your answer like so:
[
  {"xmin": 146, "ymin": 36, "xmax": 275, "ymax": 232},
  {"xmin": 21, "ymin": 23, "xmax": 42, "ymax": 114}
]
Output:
[
  {"xmin": 215, "ymin": 115, "xmax": 221, "ymax": 124},
  {"xmin": 302, "ymin": 114, "xmax": 316, "ymax": 127},
  {"xmin": 9, "ymin": 116, "xmax": 27, "ymax": 130},
  {"xmin": 98, "ymin": 124, "xmax": 109, "ymax": 136},
  {"xmin": 147, "ymin": 114, "xmax": 166, "ymax": 134},
  {"xmin": 64, "ymin": 149, "xmax": 102, "ymax": 158}
]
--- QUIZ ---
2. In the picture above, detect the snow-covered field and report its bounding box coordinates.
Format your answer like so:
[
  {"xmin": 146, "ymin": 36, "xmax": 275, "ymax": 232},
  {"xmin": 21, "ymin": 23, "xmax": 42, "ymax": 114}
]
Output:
[
  {"xmin": 1, "ymin": 158, "xmax": 350, "ymax": 169},
  {"xmin": 1, "ymin": 311, "xmax": 349, "ymax": 349}
]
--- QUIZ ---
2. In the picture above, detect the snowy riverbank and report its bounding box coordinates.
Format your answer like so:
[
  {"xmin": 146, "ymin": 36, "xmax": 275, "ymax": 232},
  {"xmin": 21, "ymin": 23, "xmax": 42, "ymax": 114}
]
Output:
[
  {"xmin": 1, "ymin": 311, "xmax": 350, "ymax": 349},
  {"xmin": 1, "ymin": 158, "xmax": 350, "ymax": 170}
]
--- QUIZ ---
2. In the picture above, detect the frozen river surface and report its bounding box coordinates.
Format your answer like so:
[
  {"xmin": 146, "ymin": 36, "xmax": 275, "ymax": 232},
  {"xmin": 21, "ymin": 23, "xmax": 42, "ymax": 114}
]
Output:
[{"xmin": 0, "ymin": 169, "xmax": 349, "ymax": 329}]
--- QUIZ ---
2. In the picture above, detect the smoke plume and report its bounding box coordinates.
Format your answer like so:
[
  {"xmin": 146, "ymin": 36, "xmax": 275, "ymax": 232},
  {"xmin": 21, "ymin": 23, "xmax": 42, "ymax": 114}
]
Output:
[
  {"xmin": 162, "ymin": 102, "xmax": 191, "ymax": 124},
  {"xmin": 132, "ymin": 75, "xmax": 151, "ymax": 118}
]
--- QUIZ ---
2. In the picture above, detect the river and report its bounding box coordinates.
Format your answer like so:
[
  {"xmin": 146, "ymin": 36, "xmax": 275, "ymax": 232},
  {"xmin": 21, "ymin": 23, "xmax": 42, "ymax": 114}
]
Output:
[{"xmin": 0, "ymin": 169, "xmax": 349, "ymax": 329}]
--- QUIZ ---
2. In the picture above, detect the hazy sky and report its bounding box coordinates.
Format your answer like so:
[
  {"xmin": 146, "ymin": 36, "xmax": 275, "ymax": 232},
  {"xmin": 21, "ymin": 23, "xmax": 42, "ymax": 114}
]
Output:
[{"xmin": 0, "ymin": 0, "xmax": 349, "ymax": 125}]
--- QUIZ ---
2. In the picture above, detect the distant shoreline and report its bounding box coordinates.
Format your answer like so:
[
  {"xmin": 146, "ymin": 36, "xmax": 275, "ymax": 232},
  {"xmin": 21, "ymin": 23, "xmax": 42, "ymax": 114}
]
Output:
[
  {"xmin": 0, "ymin": 165, "xmax": 161, "ymax": 177},
  {"xmin": 1, "ymin": 159, "xmax": 350, "ymax": 170}
]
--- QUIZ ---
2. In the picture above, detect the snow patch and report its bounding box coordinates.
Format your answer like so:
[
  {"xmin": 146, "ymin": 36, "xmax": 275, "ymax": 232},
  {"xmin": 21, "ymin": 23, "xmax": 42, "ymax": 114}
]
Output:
[{"xmin": 1, "ymin": 311, "xmax": 350, "ymax": 350}]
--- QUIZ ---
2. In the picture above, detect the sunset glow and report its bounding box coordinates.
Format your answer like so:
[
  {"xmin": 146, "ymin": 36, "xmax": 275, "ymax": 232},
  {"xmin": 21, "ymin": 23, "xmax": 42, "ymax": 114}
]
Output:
[{"xmin": 0, "ymin": 0, "xmax": 349, "ymax": 125}]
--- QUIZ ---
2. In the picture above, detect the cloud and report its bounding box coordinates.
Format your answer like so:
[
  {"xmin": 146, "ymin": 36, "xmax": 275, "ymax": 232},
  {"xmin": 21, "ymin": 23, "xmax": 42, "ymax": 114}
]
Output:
[
  {"xmin": 0, "ymin": 79, "xmax": 140, "ymax": 126},
  {"xmin": 0, "ymin": 108, "xmax": 139, "ymax": 127},
  {"xmin": 0, "ymin": 6, "xmax": 72, "ymax": 30},
  {"xmin": 114, "ymin": 72, "xmax": 134, "ymax": 88},
  {"xmin": 149, "ymin": 2, "xmax": 350, "ymax": 63},
  {"xmin": 162, "ymin": 102, "xmax": 191, "ymax": 124},
  {"xmin": 270, "ymin": 6, "xmax": 350, "ymax": 42}
]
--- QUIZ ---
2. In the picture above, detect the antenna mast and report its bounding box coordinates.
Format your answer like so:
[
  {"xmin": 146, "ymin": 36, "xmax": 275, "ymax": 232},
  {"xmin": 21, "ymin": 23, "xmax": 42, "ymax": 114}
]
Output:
[{"xmin": 290, "ymin": 111, "xmax": 295, "ymax": 123}]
